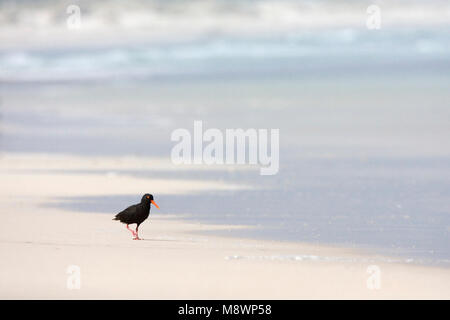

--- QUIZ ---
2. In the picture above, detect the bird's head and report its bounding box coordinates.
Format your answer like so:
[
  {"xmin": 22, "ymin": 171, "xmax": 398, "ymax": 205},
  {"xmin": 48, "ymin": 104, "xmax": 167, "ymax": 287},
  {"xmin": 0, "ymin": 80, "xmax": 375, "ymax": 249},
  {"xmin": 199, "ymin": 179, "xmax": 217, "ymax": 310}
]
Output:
[{"xmin": 142, "ymin": 193, "xmax": 160, "ymax": 209}]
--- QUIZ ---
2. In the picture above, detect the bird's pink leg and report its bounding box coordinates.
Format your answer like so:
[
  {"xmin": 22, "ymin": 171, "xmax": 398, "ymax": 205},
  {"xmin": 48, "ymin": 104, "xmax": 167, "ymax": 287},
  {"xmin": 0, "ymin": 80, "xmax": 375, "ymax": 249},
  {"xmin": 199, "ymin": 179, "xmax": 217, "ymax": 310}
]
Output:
[
  {"xmin": 126, "ymin": 224, "xmax": 137, "ymax": 237},
  {"xmin": 133, "ymin": 226, "xmax": 141, "ymax": 240}
]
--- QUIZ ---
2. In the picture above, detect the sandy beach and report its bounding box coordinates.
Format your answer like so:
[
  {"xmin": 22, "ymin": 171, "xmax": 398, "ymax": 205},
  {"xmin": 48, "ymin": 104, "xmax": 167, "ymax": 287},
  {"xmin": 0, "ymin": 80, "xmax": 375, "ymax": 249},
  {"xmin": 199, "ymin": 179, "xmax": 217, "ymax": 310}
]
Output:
[
  {"xmin": 1, "ymin": 0, "xmax": 450, "ymax": 300},
  {"xmin": 1, "ymin": 152, "xmax": 449, "ymax": 299}
]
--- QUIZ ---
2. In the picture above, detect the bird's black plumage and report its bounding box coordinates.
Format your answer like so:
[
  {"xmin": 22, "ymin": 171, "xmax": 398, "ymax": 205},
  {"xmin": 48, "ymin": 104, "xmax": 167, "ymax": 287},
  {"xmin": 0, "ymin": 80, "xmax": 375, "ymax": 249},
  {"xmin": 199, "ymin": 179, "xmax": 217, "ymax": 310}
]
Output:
[{"xmin": 113, "ymin": 194, "xmax": 159, "ymax": 240}]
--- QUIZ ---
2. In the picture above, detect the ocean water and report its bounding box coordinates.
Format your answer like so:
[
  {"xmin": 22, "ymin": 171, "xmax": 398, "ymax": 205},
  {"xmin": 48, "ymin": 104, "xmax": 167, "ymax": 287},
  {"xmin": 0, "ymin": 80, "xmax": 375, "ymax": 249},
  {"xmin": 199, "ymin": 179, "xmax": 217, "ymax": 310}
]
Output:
[
  {"xmin": 1, "ymin": 0, "xmax": 449, "ymax": 264},
  {"xmin": 1, "ymin": 0, "xmax": 450, "ymax": 82}
]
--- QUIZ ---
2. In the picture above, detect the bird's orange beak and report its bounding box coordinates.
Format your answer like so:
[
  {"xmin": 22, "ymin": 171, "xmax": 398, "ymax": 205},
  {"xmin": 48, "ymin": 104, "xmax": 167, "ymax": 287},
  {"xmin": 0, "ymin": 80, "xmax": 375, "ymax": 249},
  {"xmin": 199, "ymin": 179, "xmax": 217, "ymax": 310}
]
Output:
[{"xmin": 151, "ymin": 200, "xmax": 160, "ymax": 209}]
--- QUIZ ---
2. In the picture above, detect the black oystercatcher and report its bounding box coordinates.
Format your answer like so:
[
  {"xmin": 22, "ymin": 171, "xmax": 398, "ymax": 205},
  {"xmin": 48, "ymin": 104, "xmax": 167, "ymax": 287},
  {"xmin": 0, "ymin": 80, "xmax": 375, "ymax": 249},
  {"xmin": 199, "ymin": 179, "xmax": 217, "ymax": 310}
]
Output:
[{"xmin": 113, "ymin": 194, "xmax": 160, "ymax": 240}]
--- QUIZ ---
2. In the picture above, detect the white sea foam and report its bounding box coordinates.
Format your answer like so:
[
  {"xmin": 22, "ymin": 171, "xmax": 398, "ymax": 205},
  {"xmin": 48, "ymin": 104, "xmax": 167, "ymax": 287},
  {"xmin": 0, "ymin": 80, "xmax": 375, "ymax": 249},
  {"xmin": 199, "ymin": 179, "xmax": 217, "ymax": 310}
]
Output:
[
  {"xmin": 1, "ymin": 0, "xmax": 449, "ymax": 33},
  {"xmin": 224, "ymin": 254, "xmax": 450, "ymax": 266}
]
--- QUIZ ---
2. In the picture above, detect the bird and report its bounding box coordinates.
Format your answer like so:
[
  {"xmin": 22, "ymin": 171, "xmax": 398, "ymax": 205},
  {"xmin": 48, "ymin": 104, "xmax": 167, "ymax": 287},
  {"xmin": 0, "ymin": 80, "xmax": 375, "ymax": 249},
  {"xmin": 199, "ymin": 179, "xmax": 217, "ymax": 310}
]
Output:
[{"xmin": 113, "ymin": 193, "xmax": 160, "ymax": 240}]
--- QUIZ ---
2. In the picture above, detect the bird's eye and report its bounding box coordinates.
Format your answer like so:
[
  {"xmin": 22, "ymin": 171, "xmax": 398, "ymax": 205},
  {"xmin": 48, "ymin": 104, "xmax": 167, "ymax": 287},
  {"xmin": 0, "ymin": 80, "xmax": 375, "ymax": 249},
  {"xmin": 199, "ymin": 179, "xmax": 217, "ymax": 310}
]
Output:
[{"xmin": 146, "ymin": 196, "xmax": 150, "ymax": 199}]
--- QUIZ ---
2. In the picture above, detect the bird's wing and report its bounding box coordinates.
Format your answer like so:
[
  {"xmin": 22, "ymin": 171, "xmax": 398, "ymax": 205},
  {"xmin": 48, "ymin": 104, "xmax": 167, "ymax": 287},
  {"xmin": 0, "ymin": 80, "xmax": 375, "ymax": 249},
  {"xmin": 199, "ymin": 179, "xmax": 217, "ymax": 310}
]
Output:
[{"xmin": 115, "ymin": 204, "xmax": 139, "ymax": 219}]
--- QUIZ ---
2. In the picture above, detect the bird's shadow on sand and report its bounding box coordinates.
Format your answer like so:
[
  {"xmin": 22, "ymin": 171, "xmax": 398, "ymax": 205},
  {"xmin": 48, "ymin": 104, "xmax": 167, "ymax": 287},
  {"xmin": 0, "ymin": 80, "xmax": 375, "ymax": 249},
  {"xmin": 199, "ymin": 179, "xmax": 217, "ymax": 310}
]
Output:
[{"xmin": 138, "ymin": 238, "xmax": 187, "ymax": 242}]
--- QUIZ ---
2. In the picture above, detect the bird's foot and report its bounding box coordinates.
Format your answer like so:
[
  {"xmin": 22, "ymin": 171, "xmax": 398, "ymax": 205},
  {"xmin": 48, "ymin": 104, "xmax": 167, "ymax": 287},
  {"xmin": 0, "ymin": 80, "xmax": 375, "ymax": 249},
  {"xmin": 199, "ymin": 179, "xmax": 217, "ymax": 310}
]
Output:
[{"xmin": 133, "ymin": 236, "xmax": 142, "ymax": 240}]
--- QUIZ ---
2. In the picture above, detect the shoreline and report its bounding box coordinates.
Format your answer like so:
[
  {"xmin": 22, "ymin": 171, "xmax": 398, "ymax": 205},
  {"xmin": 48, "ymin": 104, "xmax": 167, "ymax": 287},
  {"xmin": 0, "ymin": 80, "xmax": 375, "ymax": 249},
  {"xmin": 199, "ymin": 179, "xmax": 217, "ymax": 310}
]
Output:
[
  {"xmin": 1, "ymin": 152, "xmax": 450, "ymax": 299},
  {"xmin": 2, "ymin": 152, "xmax": 446, "ymax": 267}
]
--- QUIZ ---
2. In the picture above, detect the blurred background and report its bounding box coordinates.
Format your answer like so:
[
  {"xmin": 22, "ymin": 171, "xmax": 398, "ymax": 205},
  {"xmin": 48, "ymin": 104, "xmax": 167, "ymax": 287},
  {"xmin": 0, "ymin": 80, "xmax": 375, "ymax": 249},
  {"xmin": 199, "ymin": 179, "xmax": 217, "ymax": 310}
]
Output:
[{"xmin": 0, "ymin": 0, "xmax": 449, "ymax": 264}]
